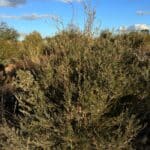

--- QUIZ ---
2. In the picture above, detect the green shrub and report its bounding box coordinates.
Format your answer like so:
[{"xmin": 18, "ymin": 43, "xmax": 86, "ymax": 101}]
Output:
[{"xmin": 0, "ymin": 27, "xmax": 149, "ymax": 149}]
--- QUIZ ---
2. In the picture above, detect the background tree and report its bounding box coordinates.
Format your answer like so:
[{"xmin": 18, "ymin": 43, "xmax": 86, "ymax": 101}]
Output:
[
  {"xmin": 22, "ymin": 31, "xmax": 44, "ymax": 63},
  {"xmin": 0, "ymin": 22, "xmax": 19, "ymax": 41},
  {"xmin": 0, "ymin": 22, "xmax": 20, "ymax": 63}
]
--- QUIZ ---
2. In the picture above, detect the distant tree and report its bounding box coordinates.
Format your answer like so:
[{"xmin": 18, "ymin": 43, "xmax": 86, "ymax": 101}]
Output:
[
  {"xmin": 100, "ymin": 30, "xmax": 113, "ymax": 39},
  {"xmin": 24, "ymin": 31, "xmax": 42, "ymax": 44},
  {"xmin": 22, "ymin": 31, "xmax": 44, "ymax": 63},
  {"xmin": 0, "ymin": 22, "xmax": 20, "ymax": 62},
  {"xmin": 23, "ymin": 31, "xmax": 43, "ymax": 51},
  {"xmin": 0, "ymin": 22, "xmax": 19, "ymax": 41},
  {"xmin": 141, "ymin": 29, "xmax": 149, "ymax": 35}
]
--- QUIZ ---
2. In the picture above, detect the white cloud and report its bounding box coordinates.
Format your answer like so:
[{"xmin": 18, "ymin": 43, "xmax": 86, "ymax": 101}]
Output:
[
  {"xmin": 58, "ymin": 0, "xmax": 83, "ymax": 3},
  {"xmin": 119, "ymin": 24, "xmax": 150, "ymax": 32},
  {"xmin": 0, "ymin": 0, "xmax": 26, "ymax": 7},
  {"xmin": 119, "ymin": 26, "xmax": 127, "ymax": 32},
  {"xmin": 20, "ymin": 14, "xmax": 59, "ymax": 21},
  {"xmin": 0, "ymin": 0, "xmax": 83, "ymax": 7},
  {"xmin": 0, "ymin": 13, "xmax": 59, "ymax": 21},
  {"xmin": 128, "ymin": 24, "xmax": 150, "ymax": 31},
  {"xmin": 136, "ymin": 10, "xmax": 150, "ymax": 16}
]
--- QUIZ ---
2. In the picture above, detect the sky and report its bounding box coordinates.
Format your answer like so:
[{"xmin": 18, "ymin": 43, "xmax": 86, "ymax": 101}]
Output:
[{"xmin": 0, "ymin": 0, "xmax": 150, "ymax": 38}]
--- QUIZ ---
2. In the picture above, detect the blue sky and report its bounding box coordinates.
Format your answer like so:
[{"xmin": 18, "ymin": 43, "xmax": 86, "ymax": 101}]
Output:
[{"xmin": 0, "ymin": 0, "xmax": 150, "ymax": 37}]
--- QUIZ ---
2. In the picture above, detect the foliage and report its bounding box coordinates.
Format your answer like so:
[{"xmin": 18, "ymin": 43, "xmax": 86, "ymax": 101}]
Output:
[
  {"xmin": 0, "ymin": 22, "xmax": 21, "ymax": 63},
  {"xmin": 0, "ymin": 22, "xmax": 19, "ymax": 41},
  {"xmin": 21, "ymin": 31, "xmax": 45, "ymax": 64},
  {"xmin": 0, "ymin": 24, "xmax": 150, "ymax": 149}
]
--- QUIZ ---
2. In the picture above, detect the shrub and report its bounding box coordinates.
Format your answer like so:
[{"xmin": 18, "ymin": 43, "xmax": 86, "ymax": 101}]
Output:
[{"xmin": 0, "ymin": 27, "xmax": 149, "ymax": 149}]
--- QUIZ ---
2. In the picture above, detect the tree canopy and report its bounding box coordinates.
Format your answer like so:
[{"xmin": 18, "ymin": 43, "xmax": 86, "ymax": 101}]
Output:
[{"xmin": 0, "ymin": 22, "xmax": 19, "ymax": 41}]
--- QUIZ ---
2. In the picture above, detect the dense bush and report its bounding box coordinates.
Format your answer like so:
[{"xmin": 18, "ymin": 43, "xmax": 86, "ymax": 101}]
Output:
[
  {"xmin": 0, "ymin": 26, "xmax": 150, "ymax": 149},
  {"xmin": 0, "ymin": 22, "xmax": 20, "ymax": 64}
]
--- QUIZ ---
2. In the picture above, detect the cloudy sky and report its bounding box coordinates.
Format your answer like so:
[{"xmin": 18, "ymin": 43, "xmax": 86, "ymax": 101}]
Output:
[{"xmin": 0, "ymin": 0, "xmax": 149, "ymax": 37}]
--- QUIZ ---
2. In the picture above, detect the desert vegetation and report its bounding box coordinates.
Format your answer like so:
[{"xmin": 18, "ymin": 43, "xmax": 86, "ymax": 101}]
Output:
[{"xmin": 0, "ymin": 7, "xmax": 150, "ymax": 150}]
